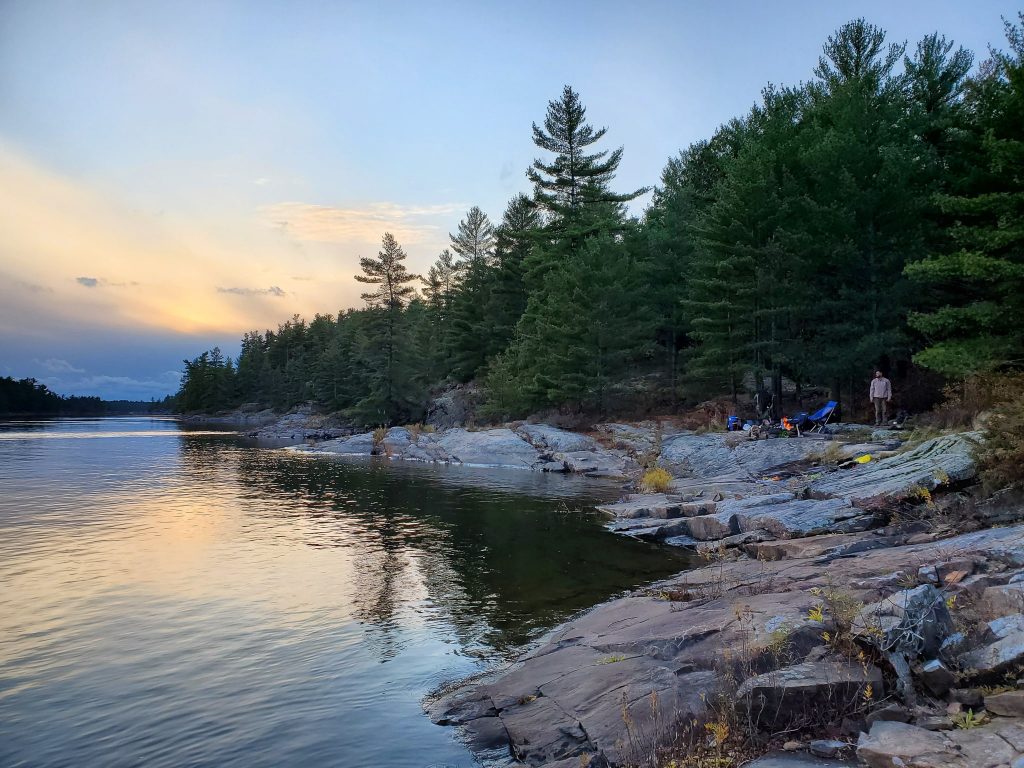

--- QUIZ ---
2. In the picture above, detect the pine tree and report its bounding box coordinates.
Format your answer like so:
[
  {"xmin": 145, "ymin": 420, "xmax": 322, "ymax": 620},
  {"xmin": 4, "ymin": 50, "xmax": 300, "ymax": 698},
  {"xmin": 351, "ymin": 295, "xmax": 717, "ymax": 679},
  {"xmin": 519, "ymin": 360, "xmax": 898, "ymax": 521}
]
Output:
[
  {"xmin": 351, "ymin": 232, "xmax": 420, "ymax": 423},
  {"xmin": 796, "ymin": 19, "xmax": 924, "ymax": 402},
  {"xmin": 907, "ymin": 14, "xmax": 1024, "ymax": 376},
  {"xmin": 447, "ymin": 207, "xmax": 498, "ymax": 381}
]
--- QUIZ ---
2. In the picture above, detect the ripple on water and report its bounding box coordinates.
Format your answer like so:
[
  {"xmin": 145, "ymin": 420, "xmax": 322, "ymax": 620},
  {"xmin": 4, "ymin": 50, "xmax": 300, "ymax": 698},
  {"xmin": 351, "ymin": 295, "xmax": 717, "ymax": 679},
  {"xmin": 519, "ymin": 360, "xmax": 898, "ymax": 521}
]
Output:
[{"xmin": 0, "ymin": 417, "xmax": 688, "ymax": 767}]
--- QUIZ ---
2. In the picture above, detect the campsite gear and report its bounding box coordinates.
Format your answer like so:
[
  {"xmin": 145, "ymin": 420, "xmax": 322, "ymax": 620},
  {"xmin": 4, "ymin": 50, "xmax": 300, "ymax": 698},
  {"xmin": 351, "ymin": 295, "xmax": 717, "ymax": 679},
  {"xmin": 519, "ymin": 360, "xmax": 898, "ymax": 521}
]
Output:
[
  {"xmin": 805, "ymin": 400, "xmax": 838, "ymax": 433},
  {"xmin": 727, "ymin": 415, "xmax": 741, "ymax": 431}
]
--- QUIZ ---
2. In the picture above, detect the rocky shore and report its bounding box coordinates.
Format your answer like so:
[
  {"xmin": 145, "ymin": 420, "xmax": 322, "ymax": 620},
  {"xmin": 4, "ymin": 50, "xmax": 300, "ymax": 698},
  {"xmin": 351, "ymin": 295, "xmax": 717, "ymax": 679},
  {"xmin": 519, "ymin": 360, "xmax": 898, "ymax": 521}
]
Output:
[{"xmin": 204, "ymin": 408, "xmax": 1024, "ymax": 766}]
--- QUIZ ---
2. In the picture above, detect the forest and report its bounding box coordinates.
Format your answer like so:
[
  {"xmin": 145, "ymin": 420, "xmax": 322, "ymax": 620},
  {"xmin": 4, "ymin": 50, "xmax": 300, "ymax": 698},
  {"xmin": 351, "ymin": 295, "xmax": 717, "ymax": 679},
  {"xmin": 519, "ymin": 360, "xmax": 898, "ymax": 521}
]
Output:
[
  {"xmin": 176, "ymin": 16, "xmax": 1024, "ymax": 427},
  {"xmin": 0, "ymin": 377, "xmax": 168, "ymax": 416}
]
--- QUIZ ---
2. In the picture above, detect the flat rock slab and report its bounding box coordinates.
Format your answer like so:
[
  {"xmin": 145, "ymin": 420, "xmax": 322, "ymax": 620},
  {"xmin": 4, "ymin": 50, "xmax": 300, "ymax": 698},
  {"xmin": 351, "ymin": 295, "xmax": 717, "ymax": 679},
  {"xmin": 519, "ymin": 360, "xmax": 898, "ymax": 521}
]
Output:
[
  {"xmin": 725, "ymin": 495, "xmax": 868, "ymax": 539},
  {"xmin": 437, "ymin": 524, "xmax": 1024, "ymax": 767},
  {"xmin": 435, "ymin": 428, "xmax": 541, "ymax": 468},
  {"xmin": 746, "ymin": 753, "xmax": 855, "ymax": 768},
  {"xmin": 808, "ymin": 432, "xmax": 980, "ymax": 503},
  {"xmin": 311, "ymin": 431, "xmax": 376, "ymax": 454},
  {"xmin": 597, "ymin": 493, "xmax": 716, "ymax": 520},
  {"xmin": 857, "ymin": 719, "xmax": 1024, "ymax": 768}
]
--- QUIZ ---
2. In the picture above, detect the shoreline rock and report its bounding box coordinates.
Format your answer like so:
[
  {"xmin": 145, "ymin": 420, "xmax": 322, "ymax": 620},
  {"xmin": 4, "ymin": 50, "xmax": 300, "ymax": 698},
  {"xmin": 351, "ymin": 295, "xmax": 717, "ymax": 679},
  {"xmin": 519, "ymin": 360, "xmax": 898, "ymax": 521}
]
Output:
[{"xmin": 430, "ymin": 524, "xmax": 1024, "ymax": 767}]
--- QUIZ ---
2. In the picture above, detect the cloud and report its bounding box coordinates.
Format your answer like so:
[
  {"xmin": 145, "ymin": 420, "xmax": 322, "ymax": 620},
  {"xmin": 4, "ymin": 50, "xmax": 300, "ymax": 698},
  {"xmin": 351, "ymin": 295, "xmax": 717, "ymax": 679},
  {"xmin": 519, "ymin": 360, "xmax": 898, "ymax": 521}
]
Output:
[
  {"xmin": 34, "ymin": 357, "xmax": 86, "ymax": 374},
  {"xmin": 75, "ymin": 276, "xmax": 140, "ymax": 288},
  {"xmin": 17, "ymin": 280, "xmax": 52, "ymax": 293},
  {"xmin": 262, "ymin": 201, "xmax": 466, "ymax": 246},
  {"xmin": 216, "ymin": 285, "xmax": 287, "ymax": 297}
]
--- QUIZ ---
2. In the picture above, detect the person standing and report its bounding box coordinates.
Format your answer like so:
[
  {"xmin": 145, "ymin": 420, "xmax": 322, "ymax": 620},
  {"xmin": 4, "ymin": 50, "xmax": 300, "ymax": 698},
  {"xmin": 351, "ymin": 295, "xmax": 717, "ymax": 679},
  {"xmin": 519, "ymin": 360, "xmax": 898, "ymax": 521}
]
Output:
[{"xmin": 869, "ymin": 370, "xmax": 892, "ymax": 426}]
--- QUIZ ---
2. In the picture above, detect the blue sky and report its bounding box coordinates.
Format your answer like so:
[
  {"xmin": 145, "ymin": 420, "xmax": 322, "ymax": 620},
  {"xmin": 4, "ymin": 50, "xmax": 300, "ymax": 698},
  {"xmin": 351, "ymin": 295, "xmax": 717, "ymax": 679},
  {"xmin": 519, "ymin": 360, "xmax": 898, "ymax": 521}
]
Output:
[{"xmin": 0, "ymin": 0, "xmax": 1018, "ymax": 399}]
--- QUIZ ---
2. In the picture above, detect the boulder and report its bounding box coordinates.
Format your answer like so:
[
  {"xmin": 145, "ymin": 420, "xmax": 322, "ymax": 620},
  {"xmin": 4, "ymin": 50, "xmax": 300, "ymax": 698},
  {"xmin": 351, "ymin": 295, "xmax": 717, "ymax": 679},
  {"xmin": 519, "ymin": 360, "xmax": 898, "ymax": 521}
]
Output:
[
  {"xmin": 857, "ymin": 721, "xmax": 961, "ymax": 768},
  {"xmin": 919, "ymin": 659, "xmax": 955, "ymax": 697},
  {"xmin": 425, "ymin": 384, "xmax": 478, "ymax": 429},
  {"xmin": 517, "ymin": 424, "xmax": 596, "ymax": 453},
  {"xmin": 313, "ymin": 431, "xmax": 376, "ymax": 455},
  {"xmin": 399, "ymin": 433, "xmax": 451, "ymax": 463},
  {"xmin": 984, "ymin": 690, "xmax": 1024, "ymax": 718},
  {"xmin": 681, "ymin": 510, "xmax": 737, "ymax": 541},
  {"xmin": 435, "ymin": 428, "xmax": 541, "ymax": 469},
  {"xmin": 559, "ymin": 450, "xmax": 631, "ymax": 476},
  {"xmin": 854, "ymin": 585, "xmax": 953, "ymax": 659},
  {"xmin": 808, "ymin": 739, "xmax": 849, "ymax": 758},
  {"xmin": 960, "ymin": 614, "xmax": 1024, "ymax": 675},
  {"xmin": 381, "ymin": 426, "xmax": 413, "ymax": 454},
  {"xmin": 981, "ymin": 583, "xmax": 1024, "ymax": 615},
  {"xmin": 808, "ymin": 432, "xmax": 980, "ymax": 503},
  {"xmin": 736, "ymin": 661, "xmax": 882, "ymax": 728}
]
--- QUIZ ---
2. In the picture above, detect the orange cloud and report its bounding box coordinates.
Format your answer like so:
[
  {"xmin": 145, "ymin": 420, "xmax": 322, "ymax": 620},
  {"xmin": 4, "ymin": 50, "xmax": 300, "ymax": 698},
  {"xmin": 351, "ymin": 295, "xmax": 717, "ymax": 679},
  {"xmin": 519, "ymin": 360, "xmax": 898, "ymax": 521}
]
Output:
[{"xmin": 0, "ymin": 145, "xmax": 457, "ymax": 339}]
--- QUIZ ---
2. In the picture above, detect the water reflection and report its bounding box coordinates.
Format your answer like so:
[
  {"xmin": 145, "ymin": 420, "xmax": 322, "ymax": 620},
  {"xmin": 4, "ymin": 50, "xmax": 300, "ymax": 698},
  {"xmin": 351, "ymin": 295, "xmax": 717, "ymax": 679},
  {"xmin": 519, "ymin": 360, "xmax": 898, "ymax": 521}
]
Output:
[
  {"xmin": 0, "ymin": 419, "xmax": 688, "ymax": 768},
  {"xmin": 223, "ymin": 447, "xmax": 690, "ymax": 654}
]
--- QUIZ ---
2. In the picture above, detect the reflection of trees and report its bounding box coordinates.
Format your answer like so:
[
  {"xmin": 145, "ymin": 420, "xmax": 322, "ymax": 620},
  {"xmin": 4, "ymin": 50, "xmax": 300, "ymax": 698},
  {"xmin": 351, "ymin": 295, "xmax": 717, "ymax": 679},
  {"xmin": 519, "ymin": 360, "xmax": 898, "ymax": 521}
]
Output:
[{"xmin": 197, "ymin": 444, "xmax": 687, "ymax": 658}]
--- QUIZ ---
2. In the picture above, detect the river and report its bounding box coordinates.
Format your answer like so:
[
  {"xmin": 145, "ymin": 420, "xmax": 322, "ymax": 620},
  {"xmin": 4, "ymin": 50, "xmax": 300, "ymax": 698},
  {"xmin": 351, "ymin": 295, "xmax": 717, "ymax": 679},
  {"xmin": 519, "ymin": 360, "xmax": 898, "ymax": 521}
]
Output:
[{"xmin": 0, "ymin": 417, "xmax": 688, "ymax": 767}]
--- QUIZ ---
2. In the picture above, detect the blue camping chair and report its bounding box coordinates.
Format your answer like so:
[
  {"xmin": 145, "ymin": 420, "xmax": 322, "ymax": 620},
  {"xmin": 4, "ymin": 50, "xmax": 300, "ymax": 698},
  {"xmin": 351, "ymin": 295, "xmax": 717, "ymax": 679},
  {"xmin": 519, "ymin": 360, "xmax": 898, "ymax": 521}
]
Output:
[{"xmin": 806, "ymin": 400, "xmax": 838, "ymax": 433}]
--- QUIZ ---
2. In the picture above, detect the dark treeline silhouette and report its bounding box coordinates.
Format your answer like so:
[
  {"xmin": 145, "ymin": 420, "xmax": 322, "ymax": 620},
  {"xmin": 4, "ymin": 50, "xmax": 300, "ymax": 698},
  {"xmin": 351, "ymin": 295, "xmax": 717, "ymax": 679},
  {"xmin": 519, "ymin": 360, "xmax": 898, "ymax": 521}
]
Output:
[
  {"xmin": 0, "ymin": 376, "xmax": 172, "ymax": 417},
  {"xmin": 178, "ymin": 16, "xmax": 1024, "ymax": 425}
]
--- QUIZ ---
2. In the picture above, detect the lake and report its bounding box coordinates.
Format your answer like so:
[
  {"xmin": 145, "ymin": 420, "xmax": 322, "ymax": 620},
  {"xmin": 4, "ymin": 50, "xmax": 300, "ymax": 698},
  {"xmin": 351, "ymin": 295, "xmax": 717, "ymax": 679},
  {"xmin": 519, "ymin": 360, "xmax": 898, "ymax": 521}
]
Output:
[{"xmin": 0, "ymin": 417, "xmax": 688, "ymax": 767}]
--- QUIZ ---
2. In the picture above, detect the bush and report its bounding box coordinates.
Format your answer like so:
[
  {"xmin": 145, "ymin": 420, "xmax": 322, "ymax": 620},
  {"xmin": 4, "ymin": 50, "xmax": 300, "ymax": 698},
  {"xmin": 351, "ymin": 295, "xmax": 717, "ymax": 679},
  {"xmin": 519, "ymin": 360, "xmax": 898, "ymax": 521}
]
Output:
[
  {"xmin": 979, "ymin": 396, "xmax": 1024, "ymax": 491},
  {"xmin": 640, "ymin": 467, "xmax": 673, "ymax": 493},
  {"xmin": 930, "ymin": 372, "xmax": 1024, "ymax": 428}
]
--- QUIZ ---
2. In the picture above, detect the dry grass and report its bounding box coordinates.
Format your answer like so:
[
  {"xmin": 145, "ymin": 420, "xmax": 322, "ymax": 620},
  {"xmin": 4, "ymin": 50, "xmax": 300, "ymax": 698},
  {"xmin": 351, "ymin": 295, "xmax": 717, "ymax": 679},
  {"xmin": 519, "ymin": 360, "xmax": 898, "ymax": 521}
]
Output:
[
  {"xmin": 640, "ymin": 467, "xmax": 674, "ymax": 493},
  {"xmin": 807, "ymin": 441, "xmax": 846, "ymax": 466}
]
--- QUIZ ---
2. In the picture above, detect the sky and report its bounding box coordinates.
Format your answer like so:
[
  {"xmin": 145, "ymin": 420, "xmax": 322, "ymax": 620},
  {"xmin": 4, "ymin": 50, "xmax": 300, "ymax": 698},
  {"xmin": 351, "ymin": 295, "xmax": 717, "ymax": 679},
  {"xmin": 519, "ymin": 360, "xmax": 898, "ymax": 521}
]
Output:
[{"xmin": 0, "ymin": 0, "xmax": 1019, "ymax": 400}]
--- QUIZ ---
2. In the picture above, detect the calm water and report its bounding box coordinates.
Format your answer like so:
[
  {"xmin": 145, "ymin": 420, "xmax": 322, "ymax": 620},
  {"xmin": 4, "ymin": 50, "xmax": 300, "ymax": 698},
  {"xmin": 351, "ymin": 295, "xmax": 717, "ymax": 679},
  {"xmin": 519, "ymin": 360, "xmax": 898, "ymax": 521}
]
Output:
[{"xmin": 0, "ymin": 417, "xmax": 688, "ymax": 768}]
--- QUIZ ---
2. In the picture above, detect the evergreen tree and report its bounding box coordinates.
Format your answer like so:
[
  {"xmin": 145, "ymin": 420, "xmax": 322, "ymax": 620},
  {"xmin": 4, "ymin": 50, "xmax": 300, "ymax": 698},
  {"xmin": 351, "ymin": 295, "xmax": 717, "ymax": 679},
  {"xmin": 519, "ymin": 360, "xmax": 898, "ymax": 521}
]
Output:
[
  {"xmin": 447, "ymin": 207, "xmax": 498, "ymax": 380},
  {"xmin": 796, "ymin": 19, "xmax": 923, "ymax": 402},
  {"xmin": 351, "ymin": 232, "xmax": 421, "ymax": 423},
  {"xmin": 907, "ymin": 14, "xmax": 1024, "ymax": 376}
]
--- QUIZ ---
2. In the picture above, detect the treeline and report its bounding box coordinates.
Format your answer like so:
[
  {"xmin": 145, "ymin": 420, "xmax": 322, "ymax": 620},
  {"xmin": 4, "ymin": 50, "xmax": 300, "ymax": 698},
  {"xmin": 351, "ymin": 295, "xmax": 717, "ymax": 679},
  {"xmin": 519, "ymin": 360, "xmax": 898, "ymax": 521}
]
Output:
[
  {"xmin": 178, "ymin": 16, "xmax": 1024, "ymax": 425},
  {"xmin": 0, "ymin": 377, "xmax": 171, "ymax": 416}
]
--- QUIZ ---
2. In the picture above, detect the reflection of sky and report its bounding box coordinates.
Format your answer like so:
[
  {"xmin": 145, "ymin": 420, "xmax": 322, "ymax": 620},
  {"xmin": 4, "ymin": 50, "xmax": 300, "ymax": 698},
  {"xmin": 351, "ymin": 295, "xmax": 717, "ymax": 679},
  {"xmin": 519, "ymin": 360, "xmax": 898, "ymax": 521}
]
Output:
[
  {"xmin": 0, "ymin": 417, "xmax": 685, "ymax": 766},
  {"xmin": 1, "ymin": 1, "xmax": 1015, "ymax": 398}
]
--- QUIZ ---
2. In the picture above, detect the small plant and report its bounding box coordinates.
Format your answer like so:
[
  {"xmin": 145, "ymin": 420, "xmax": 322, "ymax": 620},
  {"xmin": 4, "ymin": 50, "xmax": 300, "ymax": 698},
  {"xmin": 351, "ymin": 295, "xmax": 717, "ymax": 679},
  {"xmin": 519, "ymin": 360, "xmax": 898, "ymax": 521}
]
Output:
[
  {"xmin": 954, "ymin": 708, "xmax": 985, "ymax": 730},
  {"xmin": 639, "ymin": 467, "xmax": 673, "ymax": 493},
  {"xmin": 372, "ymin": 426, "xmax": 386, "ymax": 445},
  {"xmin": 517, "ymin": 694, "xmax": 537, "ymax": 705},
  {"xmin": 598, "ymin": 654, "xmax": 627, "ymax": 664}
]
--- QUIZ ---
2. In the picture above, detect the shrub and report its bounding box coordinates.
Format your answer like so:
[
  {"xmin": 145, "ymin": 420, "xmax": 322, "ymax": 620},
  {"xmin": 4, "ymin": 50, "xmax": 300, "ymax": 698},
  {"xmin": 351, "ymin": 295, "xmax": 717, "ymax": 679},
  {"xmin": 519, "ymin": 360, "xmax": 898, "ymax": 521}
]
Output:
[
  {"xmin": 640, "ymin": 467, "xmax": 673, "ymax": 493},
  {"xmin": 931, "ymin": 372, "xmax": 1024, "ymax": 428},
  {"xmin": 979, "ymin": 396, "xmax": 1024, "ymax": 491}
]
